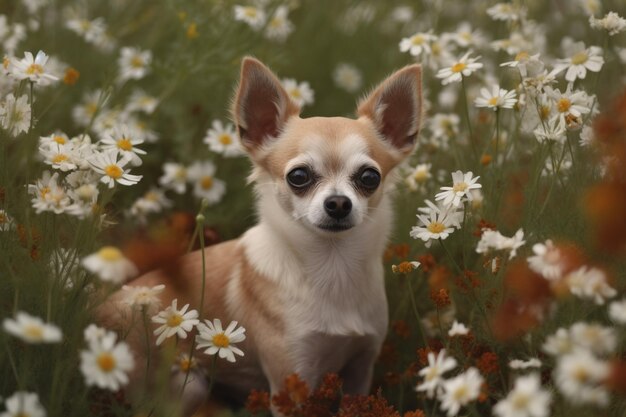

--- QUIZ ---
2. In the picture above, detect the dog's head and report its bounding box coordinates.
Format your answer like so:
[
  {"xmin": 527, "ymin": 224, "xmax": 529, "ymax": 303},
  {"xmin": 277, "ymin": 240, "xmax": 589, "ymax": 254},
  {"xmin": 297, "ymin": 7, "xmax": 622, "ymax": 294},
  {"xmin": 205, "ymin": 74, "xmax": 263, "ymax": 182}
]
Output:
[{"xmin": 233, "ymin": 58, "xmax": 422, "ymax": 235}]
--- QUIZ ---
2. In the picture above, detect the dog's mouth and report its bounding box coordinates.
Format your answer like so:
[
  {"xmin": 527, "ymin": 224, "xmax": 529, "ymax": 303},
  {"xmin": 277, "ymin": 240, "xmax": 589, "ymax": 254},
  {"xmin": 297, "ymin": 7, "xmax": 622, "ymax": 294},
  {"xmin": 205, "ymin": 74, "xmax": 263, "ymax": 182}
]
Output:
[{"xmin": 316, "ymin": 221, "xmax": 354, "ymax": 232}]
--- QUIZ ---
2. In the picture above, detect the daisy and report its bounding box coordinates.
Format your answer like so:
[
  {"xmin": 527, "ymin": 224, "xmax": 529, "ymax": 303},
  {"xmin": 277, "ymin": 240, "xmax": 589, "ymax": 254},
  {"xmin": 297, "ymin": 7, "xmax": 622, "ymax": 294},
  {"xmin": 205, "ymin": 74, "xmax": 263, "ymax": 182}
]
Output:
[
  {"xmin": 80, "ymin": 326, "xmax": 135, "ymax": 391},
  {"xmin": 0, "ymin": 391, "xmax": 46, "ymax": 417},
  {"xmin": 446, "ymin": 22, "xmax": 486, "ymax": 49},
  {"xmin": 129, "ymin": 187, "xmax": 172, "ymax": 222},
  {"xmin": 410, "ymin": 203, "xmax": 461, "ymax": 244},
  {"xmin": 533, "ymin": 116, "xmax": 567, "ymax": 144},
  {"xmin": 399, "ymin": 31, "xmax": 436, "ymax": 58},
  {"xmin": 609, "ymin": 299, "xmax": 626, "ymax": 324},
  {"xmin": 66, "ymin": 183, "xmax": 99, "ymax": 219},
  {"xmin": 509, "ymin": 358, "xmax": 542, "ymax": 370},
  {"xmin": 429, "ymin": 113, "xmax": 460, "ymax": 142},
  {"xmin": 89, "ymin": 149, "xmax": 143, "ymax": 188},
  {"xmin": 8, "ymin": 50, "xmax": 58, "ymax": 86},
  {"xmin": 415, "ymin": 349, "xmax": 457, "ymax": 398},
  {"xmin": 404, "ymin": 163, "xmax": 432, "ymax": 192},
  {"xmin": 439, "ymin": 367, "xmax": 484, "ymax": 417},
  {"xmin": 436, "ymin": 51, "xmax": 483, "ymax": 85},
  {"xmin": 565, "ymin": 266, "xmax": 616, "ymax": 305},
  {"xmin": 196, "ymin": 319, "xmax": 246, "ymax": 363},
  {"xmin": 81, "ymin": 246, "xmax": 138, "ymax": 284},
  {"xmin": 66, "ymin": 17, "xmax": 107, "ymax": 44},
  {"xmin": 203, "ymin": 120, "xmax": 244, "ymax": 157},
  {"xmin": 187, "ymin": 161, "xmax": 227, "ymax": 204},
  {"xmin": 0, "ymin": 209, "xmax": 13, "ymax": 231},
  {"xmin": 39, "ymin": 132, "xmax": 69, "ymax": 147},
  {"xmin": 579, "ymin": 125, "xmax": 595, "ymax": 147},
  {"xmin": 233, "ymin": 5, "xmax": 266, "ymax": 30},
  {"xmin": 3, "ymin": 311, "xmax": 62, "ymax": 344},
  {"xmin": 39, "ymin": 142, "xmax": 79, "ymax": 172},
  {"xmin": 152, "ymin": 299, "xmax": 200, "ymax": 346},
  {"xmin": 476, "ymin": 228, "xmax": 526, "ymax": 259},
  {"xmin": 118, "ymin": 47, "xmax": 151, "ymax": 81},
  {"xmin": 72, "ymin": 89, "xmax": 104, "ymax": 127},
  {"xmin": 281, "ymin": 78, "xmax": 314, "ymax": 107},
  {"xmin": 569, "ymin": 322, "xmax": 616, "ymax": 355},
  {"xmin": 542, "ymin": 328, "xmax": 574, "ymax": 356},
  {"xmin": 527, "ymin": 240, "xmax": 564, "ymax": 280},
  {"xmin": 264, "ymin": 6, "xmax": 293, "ymax": 42},
  {"xmin": 554, "ymin": 350, "xmax": 610, "ymax": 407},
  {"xmin": 120, "ymin": 284, "xmax": 165, "ymax": 311},
  {"xmin": 553, "ymin": 42, "xmax": 604, "ymax": 82},
  {"xmin": 100, "ymin": 124, "xmax": 146, "ymax": 166},
  {"xmin": 125, "ymin": 89, "xmax": 158, "ymax": 114},
  {"xmin": 435, "ymin": 170, "xmax": 482, "ymax": 208},
  {"xmin": 487, "ymin": 3, "xmax": 526, "ymax": 21},
  {"xmin": 545, "ymin": 86, "xmax": 592, "ymax": 130},
  {"xmin": 474, "ymin": 85, "xmax": 517, "ymax": 110},
  {"xmin": 28, "ymin": 171, "xmax": 71, "ymax": 214},
  {"xmin": 159, "ymin": 162, "xmax": 188, "ymax": 194},
  {"xmin": 590, "ymin": 11, "xmax": 626, "ymax": 36},
  {"xmin": 333, "ymin": 63, "xmax": 362, "ymax": 93},
  {"xmin": 493, "ymin": 373, "xmax": 551, "ymax": 417},
  {"xmin": 448, "ymin": 321, "xmax": 469, "ymax": 337},
  {"xmin": 0, "ymin": 93, "xmax": 31, "ymax": 137}
]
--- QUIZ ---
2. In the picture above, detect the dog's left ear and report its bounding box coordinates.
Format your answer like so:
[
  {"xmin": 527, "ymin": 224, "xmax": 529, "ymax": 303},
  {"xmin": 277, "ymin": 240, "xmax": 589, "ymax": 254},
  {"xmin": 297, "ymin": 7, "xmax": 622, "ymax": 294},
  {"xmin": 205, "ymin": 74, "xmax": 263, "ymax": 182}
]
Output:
[{"xmin": 357, "ymin": 65, "xmax": 422, "ymax": 155}]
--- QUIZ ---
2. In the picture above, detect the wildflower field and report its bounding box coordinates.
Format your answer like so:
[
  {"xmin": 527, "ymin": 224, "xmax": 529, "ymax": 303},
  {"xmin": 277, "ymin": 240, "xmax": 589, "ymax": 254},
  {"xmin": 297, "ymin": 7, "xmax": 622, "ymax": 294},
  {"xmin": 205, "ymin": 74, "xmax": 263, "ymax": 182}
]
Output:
[{"xmin": 2, "ymin": 0, "xmax": 626, "ymax": 416}]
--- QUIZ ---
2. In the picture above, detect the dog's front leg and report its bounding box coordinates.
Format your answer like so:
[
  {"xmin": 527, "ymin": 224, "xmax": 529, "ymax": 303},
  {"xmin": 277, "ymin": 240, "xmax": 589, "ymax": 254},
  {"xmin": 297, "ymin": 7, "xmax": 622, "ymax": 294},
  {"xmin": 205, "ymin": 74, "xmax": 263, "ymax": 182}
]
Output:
[{"xmin": 339, "ymin": 347, "xmax": 379, "ymax": 395}]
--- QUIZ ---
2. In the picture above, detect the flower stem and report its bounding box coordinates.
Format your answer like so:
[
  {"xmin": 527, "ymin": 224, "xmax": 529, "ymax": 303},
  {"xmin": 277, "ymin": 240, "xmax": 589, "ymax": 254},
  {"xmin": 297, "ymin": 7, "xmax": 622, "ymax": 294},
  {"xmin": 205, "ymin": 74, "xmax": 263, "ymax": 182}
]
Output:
[
  {"xmin": 142, "ymin": 306, "xmax": 152, "ymax": 387},
  {"xmin": 461, "ymin": 75, "xmax": 477, "ymax": 159},
  {"xmin": 406, "ymin": 274, "xmax": 428, "ymax": 347}
]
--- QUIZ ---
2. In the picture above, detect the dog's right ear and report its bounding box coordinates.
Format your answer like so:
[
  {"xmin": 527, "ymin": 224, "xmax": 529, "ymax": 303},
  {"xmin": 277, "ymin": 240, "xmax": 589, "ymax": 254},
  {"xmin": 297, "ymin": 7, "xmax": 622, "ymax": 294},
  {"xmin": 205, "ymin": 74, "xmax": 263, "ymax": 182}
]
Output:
[{"xmin": 233, "ymin": 58, "xmax": 300, "ymax": 154}]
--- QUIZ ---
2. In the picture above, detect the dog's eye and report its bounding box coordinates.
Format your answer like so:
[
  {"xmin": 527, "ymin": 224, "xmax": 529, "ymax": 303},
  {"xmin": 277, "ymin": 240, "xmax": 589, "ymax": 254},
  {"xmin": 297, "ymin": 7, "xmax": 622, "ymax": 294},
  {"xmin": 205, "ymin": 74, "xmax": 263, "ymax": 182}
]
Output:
[
  {"xmin": 287, "ymin": 167, "xmax": 312, "ymax": 188},
  {"xmin": 357, "ymin": 168, "xmax": 381, "ymax": 190}
]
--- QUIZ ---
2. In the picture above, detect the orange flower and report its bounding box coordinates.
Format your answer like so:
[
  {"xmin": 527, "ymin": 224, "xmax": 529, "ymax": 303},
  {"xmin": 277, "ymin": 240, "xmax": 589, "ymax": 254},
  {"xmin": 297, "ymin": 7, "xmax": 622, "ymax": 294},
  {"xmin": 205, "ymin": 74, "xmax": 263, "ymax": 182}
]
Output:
[
  {"xmin": 404, "ymin": 411, "xmax": 426, "ymax": 417},
  {"xmin": 476, "ymin": 351, "xmax": 500, "ymax": 375},
  {"xmin": 337, "ymin": 390, "xmax": 400, "ymax": 417},
  {"xmin": 63, "ymin": 67, "xmax": 80, "ymax": 85},
  {"xmin": 430, "ymin": 288, "xmax": 451, "ymax": 307},
  {"xmin": 480, "ymin": 154, "xmax": 492, "ymax": 166},
  {"xmin": 417, "ymin": 253, "xmax": 436, "ymax": 272},
  {"xmin": 391, "ymin": 320, "xmax": 411, "ymax": 339},
  {"xmin": 428, "ymin": 265, "xmax": 450, "ymax": 292},
  {"xmin": 606, "ymin": 360, "xmax": 626, "ymax": 395},
  {"xmin": 246, "ymin": 389, "xmax": 270, "ymax": 414}
]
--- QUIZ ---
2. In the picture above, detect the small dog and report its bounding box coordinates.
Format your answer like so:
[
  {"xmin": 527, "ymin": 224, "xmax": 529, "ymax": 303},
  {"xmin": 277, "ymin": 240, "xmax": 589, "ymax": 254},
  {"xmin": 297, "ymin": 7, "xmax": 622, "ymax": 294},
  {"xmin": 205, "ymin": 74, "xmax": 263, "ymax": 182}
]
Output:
[{"xmin": 102, "ymin": 57, "xmax": 422, "ymax": 415}]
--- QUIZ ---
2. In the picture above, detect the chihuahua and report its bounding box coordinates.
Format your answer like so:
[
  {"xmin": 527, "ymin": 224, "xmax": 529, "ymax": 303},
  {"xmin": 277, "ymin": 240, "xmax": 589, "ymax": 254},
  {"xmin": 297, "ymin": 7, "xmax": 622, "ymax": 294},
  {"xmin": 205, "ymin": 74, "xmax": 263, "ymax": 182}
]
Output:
[{"xmin": 102, "ymin": 57, "xmax": 422, "ymax": 415}]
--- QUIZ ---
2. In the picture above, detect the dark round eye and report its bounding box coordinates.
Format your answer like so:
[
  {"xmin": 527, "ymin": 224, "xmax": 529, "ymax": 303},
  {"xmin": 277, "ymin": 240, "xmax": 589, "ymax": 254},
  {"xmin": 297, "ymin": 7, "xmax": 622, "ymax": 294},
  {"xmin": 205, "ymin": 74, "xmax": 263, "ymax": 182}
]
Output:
[
  {"xmin": 358, "ymin": 168, "xmax": 381, "ymax": 190},
  {"xmin": 287, "ymin": 167, "xmax": 312, "ymax": 188}
]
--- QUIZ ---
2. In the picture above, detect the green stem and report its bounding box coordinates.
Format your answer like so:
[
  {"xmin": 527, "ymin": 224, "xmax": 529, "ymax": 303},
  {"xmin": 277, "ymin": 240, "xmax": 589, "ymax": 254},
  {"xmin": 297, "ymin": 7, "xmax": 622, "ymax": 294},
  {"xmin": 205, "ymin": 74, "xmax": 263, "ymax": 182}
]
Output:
[
  {"xmin": 460, "ymin": 76, "xmax": 477, "ymax": 160},
  {"xmin": 28, "ymin": 81, "xmax": 34, "ymax": 131},
  {"xmin": 207, "ymin": 354, "xmax": 218, "ymax": 395},
  {"xmin": 142, "ymin": 306, "xmax": 152, "ymax": 387},
  {"xmin": 406, "ymin": 275, "xmax": 428, "ymax": 347}
]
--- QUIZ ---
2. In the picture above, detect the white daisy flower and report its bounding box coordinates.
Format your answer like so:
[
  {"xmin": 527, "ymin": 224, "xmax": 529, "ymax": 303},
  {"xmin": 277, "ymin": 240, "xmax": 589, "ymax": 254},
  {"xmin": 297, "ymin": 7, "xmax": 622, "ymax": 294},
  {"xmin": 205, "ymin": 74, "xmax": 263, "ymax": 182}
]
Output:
[
  {"xmin": 487, "ymin": 3, "xmax": 526, "ymax": 21},
  {"xmin": 333, "ymin": 63, "xmax": 362, "ymax": 93},
  {"xmin": 3, "ymin": 311, "xmax": 62, "ymax": 344},
  {"xmin": 89, "ymin": 149, "xmax": 142, "ymax": 188},
  {"xmin": 80, "ymin": 326, "xmax": 135, "ymax": 391},
  {"xmin": 533, "ymin": 116, "xmax": 567, "ymax": 144},
  {"xmin": 72, "ymin": 89, "xmax": 103, "ymax": 127},
  {"xmin": 446, "ymin": 22, "xmax": 487, "ymax": 49},
  {"xmin": 509, "ymin": 358, "xmax": 542, "ymax": 370},
  {"xmin": 578, "ymin": 0, "xmax": 601, "ymax": 16},
  {"xmin": 81, "ymin": 246, "xmax": 138, "ymax": 284},
  {"xmin": 0, "ymin": 93, "xmax": 31, "ymax": 137},
  {"xmin": 554, "ymin": 350, "xmax": 610, "ymax": 407},
  {"xmin": 410, "ymin": 202, "xmax": 461, "ymax": 244},
  {"xmin": 569, "ymin": 322, "xmax": 616, "ymax": 356},
  {"xmin": 579, "ymin": 125, "xmax": 595, "ymax": 147},
  {"xmin": 264, "ymin": 6, "xmax": 293, "ymax": 42},
  {"xmin": 474, "ymin": 85, "xmax": 517, "ymax": 110},
  {"xmin": 39, "ymin": 132, "xmax": 70, "ymax": 147},
  {"xmin": 542, "ymin": 328, "xmax": 575, "ymax": 357},
  {"xmin": 125, "ymin": 89, "xmax": 158, "ymax": 114},
  {"xmin": 233, "ymin": 5, "xmax": 266, "ymax": 30},
  {"xmin": 66, "ymin": 17, "xmax": 107, "ymax": 44},
  {"xmin": 553, "ymin": 42, "xmax": 604, "ymax": 82},
  {"xmin": 435, "ymin": 170, "xmax": 482, "ymax": 208},
  {"xmin": 415, "ymin": 349, "xmax": 457, "ymax": 398},
  {"xmin": 84, "ymin": 323, "xmax": 108, "ymax": 345},
  {"xmin": 404, "ymin": 163, "xmax": 432, "ymax": 192},
  {"xmin": 429, "ymin": 113, "xmax": 460, "ymax": 144},
  {"xmin": 159, "ymin": 162, "xmax": 188, "ymax": 194},
  {"xmin": 439, "ymin": 367, "xmax": 484, "ymax": 417},
  {"xmin": 389, "ymin": 6, "xmax": 413, "ymax": 23},
  {"xmin": 476, "ymin": 228, "xmax": 526, "ymax": 259},
  {"xmin": 120, "ymin": 284, "xmax": 165, "ymax": 311},
  {"xmin": 66, "ymin": 182, "xmax": 100, "ymax": 219},
  {"xmin": 39, "ymin": 142, "xmax": 79, "ymax": 172},
  {"xmin": 609, "ymin": 299, "xmax": 626, "ymax": 324},
  {"xmin": 0, "ymin": 209, "xmax": 13, "ymax": 231},
  {"xmin": 118, "ymin": 47, "xmax": 152, "ymax": 82},
  {"xmin": 590, "ymin": 11, "xmax": 626, "ymax": 36},
  {"xmin": 100, "ymin": 124, "xmax": 146, "ymax": 166},
  {"xmin": 281, "ymin": 78, "xmax": 314, "ymax": 107},
  {"xmin": 8, "ymin": 50, "xmax": 58, "ymax": 86},
  {"xmin": 152, "ymin": 299, "xmax": 200, "ymax": 346},
  {"xmin": 448, "ymin": 320, "xmax": 469, "ymax": 337},
  {"xmin": 565, "ymin": 266, "xmax": 616, "ymax": 305},
  {"xmin": 436, "ymin": 51, "xmax": 483, "ymax": 85},
  {"xmin": 545, "ymin": 86, "xmax": 593, "ymax": 130},
  {"xmin": 187, "ymin": 161, "xmax": 226, "ymax": 204},
  {"xmin": 493, "ymin": 373, "xmax": 551, "ymax": 417},
  {"xmin": 203, "ymin": 120, "xmax": 244, "ymax": 157},
  {"xmin": 196, "ymin": 319, "xmax": 246, "ymax": 363},
  {"xmin": 28, "ymin": 171, "xmax": 71, "ymax": 214},
  {"xmin": 0, "ymin": 391, "xmax": 46, "ymax": 417},
  {"xmin": 399, "ymin": 31, "xmax": 436, "ymax": 58},
  {"xmin": 129, "ymin": 187, "xmax": 172, "ymax": 222},
  {"xmin": 527, "ymin": 239, "xmax": 564, "ymax": 280}
]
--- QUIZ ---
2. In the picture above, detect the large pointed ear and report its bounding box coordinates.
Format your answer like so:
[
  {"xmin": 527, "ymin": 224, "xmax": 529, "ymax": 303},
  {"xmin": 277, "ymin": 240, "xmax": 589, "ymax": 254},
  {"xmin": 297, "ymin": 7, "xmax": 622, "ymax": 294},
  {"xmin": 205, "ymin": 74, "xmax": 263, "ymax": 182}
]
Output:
[
  {"xmin": 357, "ymin": 65, "xmax": 422, "ymax": 154},
  {"xmin": 232, "ymin": 57, "xmax": 300, "ymax": 153}
]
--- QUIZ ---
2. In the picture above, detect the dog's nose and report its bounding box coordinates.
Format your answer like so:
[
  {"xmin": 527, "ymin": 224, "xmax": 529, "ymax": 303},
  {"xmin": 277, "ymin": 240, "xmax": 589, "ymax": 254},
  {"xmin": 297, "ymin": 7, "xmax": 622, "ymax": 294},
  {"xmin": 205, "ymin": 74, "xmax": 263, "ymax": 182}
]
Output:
[{"xmin": 324, "ymin": 195, "xmax": 352, "ymax": 219}]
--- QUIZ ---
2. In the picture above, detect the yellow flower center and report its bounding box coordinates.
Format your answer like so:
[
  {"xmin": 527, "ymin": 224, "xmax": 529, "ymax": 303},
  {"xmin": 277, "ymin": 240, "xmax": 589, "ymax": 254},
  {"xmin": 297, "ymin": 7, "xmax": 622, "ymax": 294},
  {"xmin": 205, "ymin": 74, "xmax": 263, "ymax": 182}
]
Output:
[
  {"xmin": 243, "ymin": 7, "xmax": 258, "ymax": 18},
  {"xmin": 130, "ymin": 56, "xmax": 144, "ymax": 68},
  {"xmin": 289, "ymin": 88, "xmax": 302, "ymax": 99},
  {"xmin": 269, "ymin": 17, "xmax": 283, "ymax": 29},
  {"xmin": 431, "ymin": 42, "xmax": 441, "ymax": 55},
  {"xmin": 97, "ymin": 352, "xmax": 116, "ymax": 372},
  {"xmin": 571, "ymin": 51, "xmax": 589, "ymax": 65},
  {"xmin": 425, "ymin": 366, "xmax": 439, "ymax": 381},
  {"xmin": 0, "ymin": 213, "xmax": 6, "ymax": 224},
  {"xmin": 411, "ymin": 35, "xmax": 424, "ymax": 45},
  {"xmin": 40, "ymin": 186, "xmax": 51, "ymax": 199},
  {"xmin": 117, "ymin": 138, "xmax": 133, "ymax": 151},
  {"xmin": 488, "ymin": 97, "xmax": 499, "ymax": 106},
  {"xmin": 200, "ymin": 176, "xmax": 213, "ymax": 190},
  {"xmin": 3, "ymin": 57, "xmax": 9, "ymax": 70},
  {"xmin": 427, "ymin": 222, "xmax": 446, "ymax": 234},
  {"xmin": 212, "ymin": 333, "xmax": 230, "ymax": 348},
  {"xmin": 452, "ymin": 385, "xmax": 468, "ymax": 401},
  {"xmin": 573, "ymin": 366, "xmax": 590, "ymax": 383},
  {"xmin": 539, "ymin": 105, "xmax": 551, "ymax": 120},
  {"xmin": 557, "ymin": 98, "xmax": 572, "ymax": 113},
  {"xmin": 414, "ymin": 170, "xmax": 429, "ymax": 182},
  {"xmin": 186, "ymin": 23, "xmax": 198, "ymax": 39},
  {"xmin": 52, "ymin": 154, "xmax": 69, "ymax": 164},
  {"xmin": 53, "ymin": 136, "xmax": 66, "ymax": 144},
  {"xmin": 451, "ymin": 62, "xmax": 466, "ymax": 73},
  {"xmin": 180, "ymin": 357, "xmax": 194, "ymax": 372},
  {"xmin": 175, "ymin": 167, "xmax": 187, "ymax": 180},
  {"xmin": 26, "ymin": 63, "xmax": 44, "ymax": 75},
  {"xmin": 218, "ymin": 134, "xmax": 233, "ymax": 145},
  {"xmin": 512, "ymin": 393, "xmax": 530, "ymax": 410},
  {"xmin": 145, "ymin": 191, "xmax": 158, "ymax": 201},
  {"xmin": 104, "ymin": 164, "xmax": 123, "ymax": 179},
  {"xmin": 98, "ymin": 246, "xmax": 123, "ymax": 261},
  {"xmin": 514, "ymin": 51, "xmax": 529, "ymax": 61},
  {"xmin": 453, "ymin": 182, "xmax": 468, "ymax": 192},
  {"xmin": 86, "ymin": 103, "xmax": 98, "ymax": 116},
  {"xmin": 24, "ymin": 324, "xmax": 44, "ymax": 340},
  {"xmin": 167, "ymin": 314, "xmax": 183, "ymax": 327}
]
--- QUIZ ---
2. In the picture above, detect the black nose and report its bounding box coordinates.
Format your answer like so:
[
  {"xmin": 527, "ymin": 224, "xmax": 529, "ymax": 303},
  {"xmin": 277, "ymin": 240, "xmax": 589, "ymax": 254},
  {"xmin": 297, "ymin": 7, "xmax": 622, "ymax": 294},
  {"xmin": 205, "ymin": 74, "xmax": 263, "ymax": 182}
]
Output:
[{"xmin": 324, "ymin": 195, "xmax": 352, "ymax": 219}]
